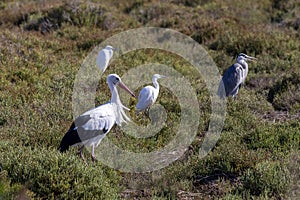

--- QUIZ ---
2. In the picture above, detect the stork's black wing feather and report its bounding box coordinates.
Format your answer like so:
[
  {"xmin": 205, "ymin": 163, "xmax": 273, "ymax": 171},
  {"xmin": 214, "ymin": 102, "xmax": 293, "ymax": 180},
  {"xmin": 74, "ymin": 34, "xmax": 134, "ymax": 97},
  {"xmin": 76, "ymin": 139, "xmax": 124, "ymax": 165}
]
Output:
[
  {"xmin": 58, "ymin": 122, "xmax": 81, "ymax": 152},
  {"xmin": 58, "ymin": 111, "xmax": 112, "ymax": 152}
]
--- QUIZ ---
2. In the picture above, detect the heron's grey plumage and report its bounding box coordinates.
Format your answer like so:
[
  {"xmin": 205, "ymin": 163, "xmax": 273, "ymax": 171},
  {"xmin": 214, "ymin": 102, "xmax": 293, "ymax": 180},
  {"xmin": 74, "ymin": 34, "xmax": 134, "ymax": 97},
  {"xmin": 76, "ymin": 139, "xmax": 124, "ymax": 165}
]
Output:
[{"xmin": 218, "ymin": 53, "xmax": 256, "ymax": 98}]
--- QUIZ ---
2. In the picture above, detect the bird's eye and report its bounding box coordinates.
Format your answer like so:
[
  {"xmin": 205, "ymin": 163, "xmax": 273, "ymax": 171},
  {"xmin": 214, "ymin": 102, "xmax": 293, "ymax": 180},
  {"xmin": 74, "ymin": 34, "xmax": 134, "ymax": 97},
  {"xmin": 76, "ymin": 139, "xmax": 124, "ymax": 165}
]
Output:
[{"xmin": 112, "ymin": 77, "xmax": 120, "ymax": 85}]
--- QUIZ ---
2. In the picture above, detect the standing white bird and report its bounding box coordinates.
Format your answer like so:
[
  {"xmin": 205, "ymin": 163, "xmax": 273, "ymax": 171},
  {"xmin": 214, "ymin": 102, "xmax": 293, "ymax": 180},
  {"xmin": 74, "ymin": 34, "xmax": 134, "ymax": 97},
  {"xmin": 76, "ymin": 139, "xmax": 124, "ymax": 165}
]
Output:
[
  {"xmin": 136, "ymin": 74, "xmax": 166, "ymax": 114},
  {"xmin": 58, "ymin": 74, "xmax": 135, "ymax": 161},
  {"xmin": 96, "ymin": 45, "xmax": 115, "ymax": 73},
  {"xmin": 218, "ymin": 53, "xmax": 257, "ymax": 98}
]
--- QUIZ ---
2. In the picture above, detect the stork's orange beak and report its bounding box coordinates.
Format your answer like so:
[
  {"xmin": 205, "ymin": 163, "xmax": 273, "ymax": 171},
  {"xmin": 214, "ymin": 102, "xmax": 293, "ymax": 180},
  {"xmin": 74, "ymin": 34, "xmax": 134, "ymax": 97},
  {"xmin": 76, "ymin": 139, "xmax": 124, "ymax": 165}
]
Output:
[{"xmin": 118, "ymin": 82, "xmax": 136, "ymax": 98}]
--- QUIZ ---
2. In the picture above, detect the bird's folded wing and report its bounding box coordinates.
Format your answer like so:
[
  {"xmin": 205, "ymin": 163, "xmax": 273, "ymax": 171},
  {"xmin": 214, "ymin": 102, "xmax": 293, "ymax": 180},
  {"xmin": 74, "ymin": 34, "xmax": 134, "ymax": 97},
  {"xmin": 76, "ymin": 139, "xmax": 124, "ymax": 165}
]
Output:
[
  {"xmin": 96, "ymin": 50, "xmax": 109, "ymax": 71},
  {"xmin": 220, "ymin": 63, "xmax": 243, "ymax": 95},
  {"xmin": 75, "ymin": 105, "xmax": 115, "ymax": 141},
  {"xmin": 136, "ymin": 87, "xmax": 154, "ymax": 110}
]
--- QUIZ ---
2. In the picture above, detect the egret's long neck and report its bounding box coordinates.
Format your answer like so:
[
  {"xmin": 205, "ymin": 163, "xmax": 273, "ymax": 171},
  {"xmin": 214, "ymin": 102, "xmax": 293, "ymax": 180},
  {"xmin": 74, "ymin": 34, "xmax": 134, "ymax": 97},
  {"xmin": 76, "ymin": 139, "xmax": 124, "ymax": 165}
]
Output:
[
  {"xmin": 109, "ymin": 84, "xmax": 131, "ymax": 125},
  {"xmin": 152, "ymin": 78, "xmax": 160, "ymax": 90},
  {"xmin": 108, "ymin": 50, "xmax": 113, "ymax": 60}
]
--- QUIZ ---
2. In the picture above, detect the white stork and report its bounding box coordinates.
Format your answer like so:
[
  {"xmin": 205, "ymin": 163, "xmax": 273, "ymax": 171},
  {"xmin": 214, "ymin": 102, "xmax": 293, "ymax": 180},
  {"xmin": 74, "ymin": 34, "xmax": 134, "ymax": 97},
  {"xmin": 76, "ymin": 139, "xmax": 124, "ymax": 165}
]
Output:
[
  {"xmin": 96, "ymin": 45, "xmax": 115, "ymax": 73},
  {"xmin": 136, "ymin": 74, "xmax": 166, "ymax": 114},
  {"xmin": 58, "ymin": 74, "xmax": 135, "ymax": 161}
]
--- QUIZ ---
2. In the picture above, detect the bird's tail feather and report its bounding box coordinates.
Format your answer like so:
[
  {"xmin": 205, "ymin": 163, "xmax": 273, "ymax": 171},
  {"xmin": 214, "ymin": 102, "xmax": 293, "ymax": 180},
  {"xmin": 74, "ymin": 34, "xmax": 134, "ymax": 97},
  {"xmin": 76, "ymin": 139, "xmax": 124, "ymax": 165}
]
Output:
[{"xmin": 58, "ymin": 122, "xmax": 81, "ymax": 152}]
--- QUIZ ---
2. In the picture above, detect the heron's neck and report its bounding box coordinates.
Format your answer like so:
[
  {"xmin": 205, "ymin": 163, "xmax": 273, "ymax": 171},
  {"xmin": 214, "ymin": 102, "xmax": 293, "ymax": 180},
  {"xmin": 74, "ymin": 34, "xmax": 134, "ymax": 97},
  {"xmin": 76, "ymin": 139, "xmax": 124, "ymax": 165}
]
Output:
[{"xmin": 237, "ymin": 59, "xmax": 248, "ymax": 69}]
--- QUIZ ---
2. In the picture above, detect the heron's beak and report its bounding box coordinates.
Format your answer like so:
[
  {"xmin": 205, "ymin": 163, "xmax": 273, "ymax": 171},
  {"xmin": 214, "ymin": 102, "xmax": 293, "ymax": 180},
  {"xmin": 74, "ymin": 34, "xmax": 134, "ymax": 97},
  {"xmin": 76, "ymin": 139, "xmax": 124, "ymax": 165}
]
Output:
[
  {"xmin": 113, "ymin": 47, "xmax": 120, "ymax": 53},
  {"xmin": 118, "ymin": 82, "xmax": 136, "ymax": 98},
  {"xmin": 247, "ymin": 55, "xmax": 258, "ymax": 62}
]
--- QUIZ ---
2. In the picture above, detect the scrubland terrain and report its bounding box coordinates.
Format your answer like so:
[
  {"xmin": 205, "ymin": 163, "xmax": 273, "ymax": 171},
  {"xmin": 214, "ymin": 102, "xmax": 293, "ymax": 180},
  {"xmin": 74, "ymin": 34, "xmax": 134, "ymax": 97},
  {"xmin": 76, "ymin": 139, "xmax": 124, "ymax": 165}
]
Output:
[{"xmin": 0, "ymin": 0, "xmax": 299, "ymax": 199}]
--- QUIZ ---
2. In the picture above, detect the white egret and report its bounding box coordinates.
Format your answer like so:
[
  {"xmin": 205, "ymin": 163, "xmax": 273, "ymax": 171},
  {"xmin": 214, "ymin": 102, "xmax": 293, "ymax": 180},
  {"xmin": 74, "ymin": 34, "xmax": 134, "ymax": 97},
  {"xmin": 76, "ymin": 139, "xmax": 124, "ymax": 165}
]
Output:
[
  {"xmin": 218, "ymin": 53, "xmax": 257, "ymax": 98},
  {"xmin": 58, "ymin": 74, "xmax": 135, "ymax": 161},
  {"xmin": 136, "ymin": 74, "xmax": 167, "ymax": 114},
  {"xmin": 96, "ymin": 45, "xmax": 115, "ymax": 73}
]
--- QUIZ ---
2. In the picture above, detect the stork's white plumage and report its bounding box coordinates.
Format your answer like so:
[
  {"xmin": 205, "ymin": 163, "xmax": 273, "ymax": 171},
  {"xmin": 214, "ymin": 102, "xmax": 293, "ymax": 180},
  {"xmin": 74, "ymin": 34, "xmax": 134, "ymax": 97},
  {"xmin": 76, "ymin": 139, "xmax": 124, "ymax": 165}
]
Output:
[
  {"xmin": 58, "ymin": 74, "xmax": 135, "ymax": 161},
  {"xmin": 218, "ymin": 53, "xmax": 257, "ymax": 98},
  {"xmin": 136, "ymin": 74, "xmax": 166, "ymax": 113},
  {"xmin": 96, "ymin": 45, "xmax": 115, "ymax": 73}
]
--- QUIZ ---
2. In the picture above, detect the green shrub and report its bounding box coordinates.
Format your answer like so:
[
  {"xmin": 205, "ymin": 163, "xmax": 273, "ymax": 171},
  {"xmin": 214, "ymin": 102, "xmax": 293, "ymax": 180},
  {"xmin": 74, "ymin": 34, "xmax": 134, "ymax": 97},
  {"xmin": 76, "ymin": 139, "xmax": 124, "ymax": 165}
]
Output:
[
  {"xmin": 242, "ymin": 160, "xmax": 289, "ymax": 197},
  {"xmin": 0, "ymin": 0, "xmax": 299, "ymax": 199},
  {"xmin": 194, "ymin": 134, "xmax": 258, "ymax": 176},
  {"xmin": 270, "ymin": 0, "xmax": 300, "ymax": 29},
  {"xmin": 268, "ymin": 71, "xmax": 300, "ymax": 111},
  {"xmin": 209, "ymin": 29, "xmax": 277, "ymax": 57},
  {"xmin": 244, "ymin": 121, "xmax": 300, "ymax": 156},
  {"xmin": 0, "ymin": 142, "xmax": 121, "ymax": 199},
  {"xmin": 0, "ymin": 170, "xmax": 33, "ymax": 199}
]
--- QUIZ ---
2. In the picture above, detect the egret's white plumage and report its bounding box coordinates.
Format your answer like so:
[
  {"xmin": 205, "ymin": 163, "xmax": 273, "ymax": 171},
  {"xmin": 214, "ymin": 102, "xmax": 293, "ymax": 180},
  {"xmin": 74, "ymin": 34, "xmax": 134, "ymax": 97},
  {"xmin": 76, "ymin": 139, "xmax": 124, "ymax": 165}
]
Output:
[
  {"xmin": 96, "ymin": 45, "xmax": 115, "ymax": 73},
  {"xmin": 59, "ymin": 74, "xmax": 135, "ymax": 161},
  {"xmin": 136, "ymin": 74, "xmax": 166, "ymax": 113},
  {"xmin": 218, "ymin": 53, "xmax": 257, "ymax": 98}
]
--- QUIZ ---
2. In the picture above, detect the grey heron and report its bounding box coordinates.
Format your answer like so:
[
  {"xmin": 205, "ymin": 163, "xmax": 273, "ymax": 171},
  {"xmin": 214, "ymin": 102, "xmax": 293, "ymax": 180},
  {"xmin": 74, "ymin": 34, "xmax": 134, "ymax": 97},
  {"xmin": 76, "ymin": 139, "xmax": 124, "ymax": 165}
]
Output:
[
  {"xmin": 58, "ymin": 74, "xmax": 136, "ymax": 162},
  {"xmin": 136, "ymin": 74, "xmax": 167, "ymax": 114},
  {"xmin": 218, "ymin": 53, "xmax": 257, "ymax": 98}
]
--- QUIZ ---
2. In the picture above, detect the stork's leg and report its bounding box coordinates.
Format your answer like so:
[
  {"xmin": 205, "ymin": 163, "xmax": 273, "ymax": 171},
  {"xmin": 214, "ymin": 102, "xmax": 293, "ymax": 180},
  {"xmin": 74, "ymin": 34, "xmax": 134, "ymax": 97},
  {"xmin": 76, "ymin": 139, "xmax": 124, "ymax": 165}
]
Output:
[
  {"xmin": 78, "ymin": 145, "xmax": 86, "ymax": 162},
  {"xmin": 91, "ymin": 144, "xmax": 96, "ymax": 162}
]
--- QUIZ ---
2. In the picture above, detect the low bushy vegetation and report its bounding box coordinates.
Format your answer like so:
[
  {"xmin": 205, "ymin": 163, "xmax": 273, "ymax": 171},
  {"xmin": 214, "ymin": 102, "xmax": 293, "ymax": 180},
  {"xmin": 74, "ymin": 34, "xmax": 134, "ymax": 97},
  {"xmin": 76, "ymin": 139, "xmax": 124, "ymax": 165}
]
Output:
[
  {"xmin": 0, "ymin": 141, "xmax": 120, "ymax": 199},
  {"xmin": 0, "ymin": 0, "xmax": 299, "ymax": 199}
]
